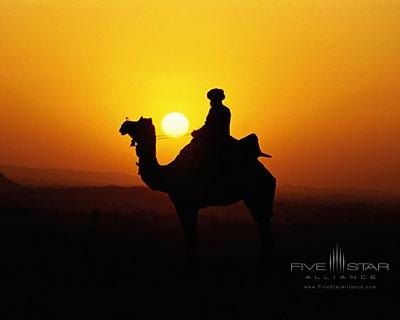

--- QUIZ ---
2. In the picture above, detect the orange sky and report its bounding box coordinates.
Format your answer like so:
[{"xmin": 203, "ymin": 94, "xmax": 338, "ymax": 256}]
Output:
[{"xmin": 0, "ymin": 0, "xmax": 399, "ymax": 192}]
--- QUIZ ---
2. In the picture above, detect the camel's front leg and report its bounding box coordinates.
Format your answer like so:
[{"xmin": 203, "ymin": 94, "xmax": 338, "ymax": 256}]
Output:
[{"xmin": 176, "ymin": 206, "xmax": 198, "ymax": 262}]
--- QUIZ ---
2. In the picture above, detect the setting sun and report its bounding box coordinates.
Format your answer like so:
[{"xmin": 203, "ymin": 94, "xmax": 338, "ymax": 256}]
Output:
[
  {"xmin": 161, "ymin": 112, "xmax": 190, "ymax": 137},
  {"xmin": 0, "ymin": 1, "xmax": 399, "ymax": 192}
]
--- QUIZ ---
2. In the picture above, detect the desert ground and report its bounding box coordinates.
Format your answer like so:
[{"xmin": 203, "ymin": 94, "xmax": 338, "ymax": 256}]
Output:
[{"xmin": 0, "ymin": 173, "xmax": 398, "ymax": 319}]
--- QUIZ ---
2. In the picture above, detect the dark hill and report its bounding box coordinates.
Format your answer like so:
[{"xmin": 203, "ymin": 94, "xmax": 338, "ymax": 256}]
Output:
[
  {"xmin": 0, "ymin": 165, "xmax": 141, "ymax": 187},
  {"xmin": 0, "ymin": 184, "xmax": 175, "ymax": 215},
  {"xmin": 0, "ymin": 172, "xmax": 21, "ymax": 190}
]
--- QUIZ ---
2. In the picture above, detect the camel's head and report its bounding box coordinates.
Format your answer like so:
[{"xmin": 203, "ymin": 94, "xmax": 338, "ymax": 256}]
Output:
[{"xmin": 119, "ymin": 117, "xmax": 154, "ymax": 147}]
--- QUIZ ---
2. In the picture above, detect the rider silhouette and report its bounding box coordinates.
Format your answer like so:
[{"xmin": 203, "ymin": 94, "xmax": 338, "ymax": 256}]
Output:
[
  {"xmin": 187, "ymin": 88, "xmax": 237, "ymax": 180},
  {"xmin": 191, "ymin": 88, "xmax": 231, "ymax": 143}
]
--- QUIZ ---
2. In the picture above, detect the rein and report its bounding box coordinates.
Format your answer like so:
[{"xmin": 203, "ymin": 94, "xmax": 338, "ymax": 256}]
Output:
[
  {"xmin": 123, "ymin": 118, "xmax": 191, "ymax": 141},
  {"xmin": 156, "ymin": 133, "xmax": 191, "ymax": 140}
]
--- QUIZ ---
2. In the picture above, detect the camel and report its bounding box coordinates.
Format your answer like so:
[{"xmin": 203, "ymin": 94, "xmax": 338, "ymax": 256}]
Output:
[{"xmin": 119, "ymin": 117, "xmax": 276, "ymax": 261}]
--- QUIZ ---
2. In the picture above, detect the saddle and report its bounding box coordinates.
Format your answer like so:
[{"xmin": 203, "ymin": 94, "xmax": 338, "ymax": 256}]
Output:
[
  {"xmin": 237, "ymin": 134, "xmax": 271, "ymax": 159},
  {"xmin": 175, "ymin": 133, "xmax": 270, "ymax": 166}
]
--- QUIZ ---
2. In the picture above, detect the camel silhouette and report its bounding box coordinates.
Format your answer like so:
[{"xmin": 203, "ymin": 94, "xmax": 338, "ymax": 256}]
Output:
[{"xmin": 119, "ymin": 117, "xmax": 276, "ymax": 261}]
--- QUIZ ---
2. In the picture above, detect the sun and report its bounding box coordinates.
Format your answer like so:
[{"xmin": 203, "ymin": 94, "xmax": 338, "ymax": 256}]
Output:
[{"xmin": 161, "ymin": 112, "xmax": 190, "ymax": 137}]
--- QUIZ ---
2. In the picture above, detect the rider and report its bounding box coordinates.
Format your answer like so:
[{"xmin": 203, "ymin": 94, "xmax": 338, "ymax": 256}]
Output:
[
  {"xmin": 191, "ymin": 88, "xmax": 232, "ymax": 145},
  {"xmin": 192, "ymin": 88, "xmax": 269, "ymax": 158},
  {"xmin": 188, "ymin": 88, "xmax": 238, "ymax": 179}
]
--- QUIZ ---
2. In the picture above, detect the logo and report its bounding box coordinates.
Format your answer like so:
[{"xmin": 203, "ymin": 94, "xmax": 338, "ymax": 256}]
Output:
[
  {"xmin": 329, "ymin": 243, "xmax": 345, "ymax": 273},
  {"xmin": 289, "ymin": 243, "xmax": 390, "ymax": 290}
]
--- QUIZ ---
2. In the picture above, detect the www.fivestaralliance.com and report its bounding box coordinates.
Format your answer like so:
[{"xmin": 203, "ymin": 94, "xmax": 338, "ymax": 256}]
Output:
[{"xmin": 304, "ymin": 285, "xmax": 377, "ymax": 290}]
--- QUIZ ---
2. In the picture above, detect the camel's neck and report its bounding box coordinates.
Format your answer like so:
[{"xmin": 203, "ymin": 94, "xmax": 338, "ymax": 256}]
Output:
[{"xmin": 135, "ymin": 134, "xmax": 166, "ymax": 192}]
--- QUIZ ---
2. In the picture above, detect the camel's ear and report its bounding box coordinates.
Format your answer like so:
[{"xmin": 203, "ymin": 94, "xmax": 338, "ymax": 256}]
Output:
[{"xmin": 139, "ymin": 116, "xmax": 143, "ymax": 121}]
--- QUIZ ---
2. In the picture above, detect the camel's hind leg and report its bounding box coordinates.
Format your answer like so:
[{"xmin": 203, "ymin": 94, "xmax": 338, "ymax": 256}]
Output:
[
  {"xmin": 257, "ymin": 219, "xmax": 274, "ymax": 259},
  {"xmin": 244, "ymin": 176, "xmax": 276, "ymax": 260},
  {"xmin": 246, "ymin": 207, "xmax": 274, "ymax": 260},
  {"xmin": 175, "ymin": 206, "xmax": 198, "ymax": 262}
]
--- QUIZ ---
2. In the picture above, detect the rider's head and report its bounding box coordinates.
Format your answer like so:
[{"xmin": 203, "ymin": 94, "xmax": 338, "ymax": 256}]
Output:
[{"xmin": 207, "ymin": 88, "xmax": 225, "ymax": 107}]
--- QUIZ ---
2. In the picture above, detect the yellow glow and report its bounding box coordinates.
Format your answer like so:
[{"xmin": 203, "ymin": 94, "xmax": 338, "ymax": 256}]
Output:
[
  {"xmin": 161, "ymin": 112, "xmax": 190, "ymax": 137},
  {"xmin": 0, "ymin": 1, "xmax": 399, "ymax": 191}
]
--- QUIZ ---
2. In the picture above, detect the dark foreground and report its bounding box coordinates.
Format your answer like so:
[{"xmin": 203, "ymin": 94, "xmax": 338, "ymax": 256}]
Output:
[{"xmin": 0, "ymin": 186, "xmax": 399, "ymax": 319}]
